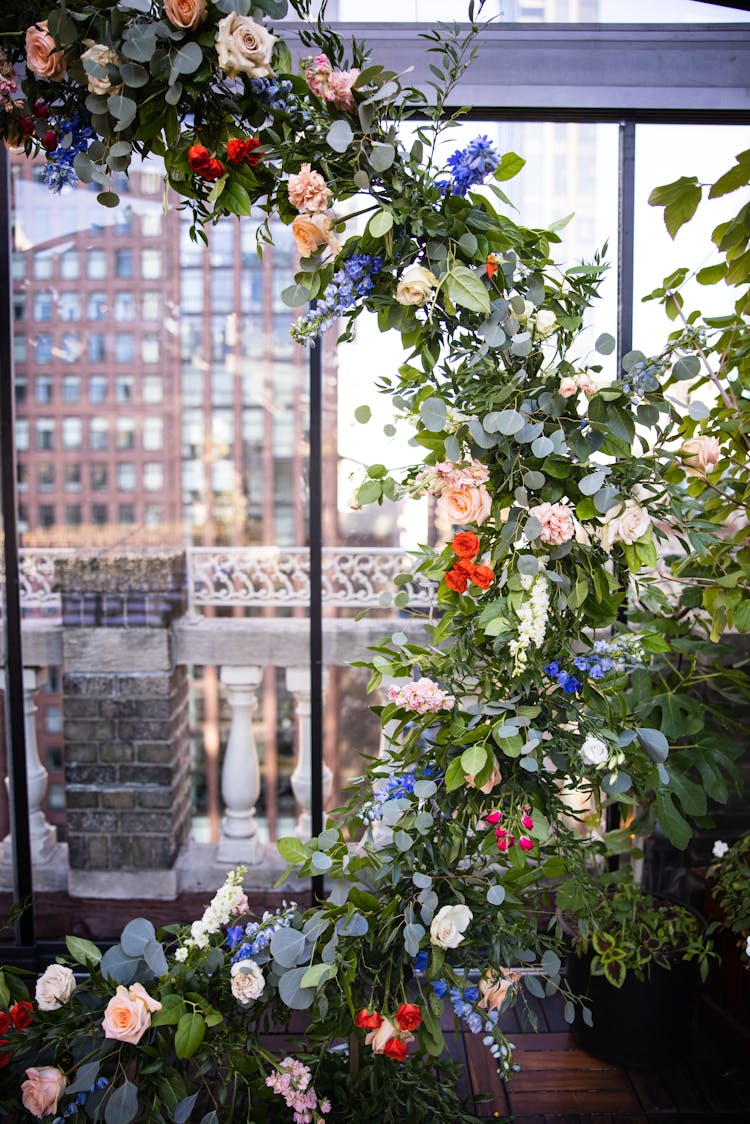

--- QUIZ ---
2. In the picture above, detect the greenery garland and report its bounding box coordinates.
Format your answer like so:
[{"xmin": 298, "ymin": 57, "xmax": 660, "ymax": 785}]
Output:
[{"xmin": 0, "ymin": 1, "xmax": 749, "ymax": 1118}]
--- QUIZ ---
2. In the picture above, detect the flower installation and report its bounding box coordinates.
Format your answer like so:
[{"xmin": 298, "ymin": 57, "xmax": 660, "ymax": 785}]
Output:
[{"xmin": 1, "ymin": 0, "xmax": 749, "ymax": 1117}]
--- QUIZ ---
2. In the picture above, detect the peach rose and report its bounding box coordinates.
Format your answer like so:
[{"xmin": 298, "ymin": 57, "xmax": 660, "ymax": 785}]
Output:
[
  {"xmin": 21, "ymin": 1067, "xmax": 67, "ymax": 1119},
  {"xmin": 287, "ymin": 162, "xmax": 331, "ymax": 213},
  {"xmin": 440, "ymin": 483, "xmax": 492, "ymax": 527},
  {"xmin": 681, "ymin": 434, "xmax": 720, "ymax": 477},
  {"xmin": 365, "ymin": 1016, "xmax": 398, "ymax": 1053},
  {"xmin": 102, "ymin": 982, "xmax": 161, "ymax": 1046},
  {"xmin": 396, "ymin": 264, "xmax": 439, "ymax": 307},
  {"xmin": 80, "ymin": 43, "xmax": 122, "ymax": 96},
  {"xmin": 598, "ymin": 500, "xmax": 651, "ymax": 552},
  {"xmin": 528, "ymin": 502, "xmax": 575, "ymax": 546},
  {"xmin": 477, "ymin": 969, "xmax": 521, "ymax": 1012},
  {"xmin": 291, "ymin": 213, "xmax": 340, "ymax": 258},
  {"xmin": 465, "ymin": 760, "xmax": 502, "ymax": 794},
  {"xmin": 25, "ymin": 22, "xmax": 66, "ymax": 82},
  {"xmin": 164, "ymin": 0, "xmax": 207, "ymax": 31},
  {"xmin": 215, "ymin": 13, "xmax": 276, "ymax": 79}
]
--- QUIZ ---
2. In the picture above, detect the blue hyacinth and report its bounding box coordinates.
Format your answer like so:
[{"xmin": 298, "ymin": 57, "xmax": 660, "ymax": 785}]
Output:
[
  {"xmin": 436, "ymin": 135, "xmax": 500, "ymax": 197},
  {"xmin": 291, "ymin": 254, "xmax": 383, "ymax": 344}
]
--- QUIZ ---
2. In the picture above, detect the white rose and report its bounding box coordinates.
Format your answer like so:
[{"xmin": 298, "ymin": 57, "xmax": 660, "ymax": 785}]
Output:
[
  {"xmin": 230, "ymin": 959, "xmax": 265, "ymax": 1005},
  {"xmin": 215, "ymin": 14, "xmax": 276, "ymax": 79},
  {"xmin": 80, "ymin": 43, "xmax": 122, "ymax": 96},
  {"xmin": 712, "ymin": 840, "xmax": 729, "ymax": 859},
  {"xmin": 533, "ymin": 309, "xmax": 557, "ymax": 339},
  {"xmin": 429, "ymin": 903, "xmax": 473, "ymax": 949},
  {"xmin": 745, "ymin": 935, "xmax": 750, "ymax": 959},
  {"xmin": 35, "ymin": 964, "xmax": 77, "ymax": 1011},
  {"xmin": 516, "ymin": 299, "xmax": 535, "ymax": 325},
  {"xmin": 396, "ymin": 264, "xmax": 439, "ymax": 307},
  {"xmin": 580, "ymin": 735, "xmax": 609, "ymax": 768},
  {"xmin": 598, "ymin": 500, "xmax": 651, "ymax": 552}
]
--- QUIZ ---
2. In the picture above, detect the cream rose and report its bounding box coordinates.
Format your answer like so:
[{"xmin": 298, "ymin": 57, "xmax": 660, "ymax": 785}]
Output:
[
  {"xmin": 291, "ymin": 213, "xmax": 340, "ymax": 258},
  {"xmin": 164, "ymin": 0, "xmax": 207, "ymax": 31},
  {"xmin": 598, "ymin": 500, "xmax": 651, "ymax": 552},
  {"xmin": 35, "ymin": 963, "xmax": 77, "ymax": 1011},
  {"xmin": 440, "ymin": 483, "xmax": 492, "ymax": 527},
  {"xmin": 430, "ymin": 903, "xmax": 473, "ymax": 949},
  {"xmin": 533, "ymin": 309, "xmax": 557, "ymax": 339},
  {"xmin": 21, "ymin": 1067, "xmax": 67, "ymax": 1120},
  {"xmin": 580, "ymin": 734, "xmax": 609, "ymax": 768},
  {"xmin": 25, "ymin": 21, "xmax": 67, "ymax": 82},
  {"xmin": 215, "ymin": 14, "xmax": 276, "ymax": 79},
  {"xmin": 396, "ymin": 264, "xmax": 439, "ymax": 307},
  {"xmin": 102, "ymin": 982, "xmax": 161, "ymax": 1045},
  {"xmin": 230, "ymin": 959, "xmax": 265, "ymax": 1005},
  {"xmin": 681, "ymin": 434, "xmax": 720, "ymax": 477},
  {"xmin": 80, "ymin": 43, "xmax": 122, "ymax": 96}
]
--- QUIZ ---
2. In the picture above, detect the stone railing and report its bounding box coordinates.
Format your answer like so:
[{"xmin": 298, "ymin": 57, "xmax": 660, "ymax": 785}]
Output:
[{"xmin": 0, "ymin": 551, "xmax": 431, "ymax": 900}]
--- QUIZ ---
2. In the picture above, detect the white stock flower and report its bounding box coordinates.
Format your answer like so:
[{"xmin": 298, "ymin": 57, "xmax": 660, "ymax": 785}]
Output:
[
  {"xmin": 712, "ymin": 840, "xmax": 729, "ymax": 859},
  {"xmin": 35, "ymin": 964, "xmax": 76, "ymax": 1011},
  {"xmin": 230, "ymin": 959, "xmax": 265, "ymax": 1005},
  {"xmin": 580, "ymin": 735, "xmax": 609, "ymax": 768},
  {"xmin": 509, "ymin": 572, "xmax": 549, "ymax": 676},
  {"xmin": 430, "ymin": 903, "xmax": 473, "ymax": 949},
  {"xmin": 174, "ymin": 947, "xmax": 188, "ymax": 963}
]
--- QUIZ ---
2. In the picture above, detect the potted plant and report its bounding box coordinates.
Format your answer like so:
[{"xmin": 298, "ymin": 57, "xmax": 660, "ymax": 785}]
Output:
[{"xmin": 558, "ymin": 873, "xmax": 715, "ymax": 1067}]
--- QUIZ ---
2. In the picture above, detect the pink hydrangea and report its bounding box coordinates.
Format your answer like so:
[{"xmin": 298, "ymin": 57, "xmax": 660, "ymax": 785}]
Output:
[
  {"xmin": 387, "ymin": 677, "xmax": 455, "ymax": 714},
  {"xmin": 527, "ymin": 502, "xmax": 575, "ymax": 546}
]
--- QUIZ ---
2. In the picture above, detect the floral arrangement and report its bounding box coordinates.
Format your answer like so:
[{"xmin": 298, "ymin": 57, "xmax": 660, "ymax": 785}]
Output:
[
  {"xmin": 1, "ymin": 0, "xmax": 749, "ymax": 1115},
  {"xmin": 709, "ymin": 833, "xmax": 750, "ymax": 962}
]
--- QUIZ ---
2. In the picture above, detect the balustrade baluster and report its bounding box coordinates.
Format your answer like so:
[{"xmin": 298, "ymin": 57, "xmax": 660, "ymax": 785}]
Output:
[
  {"xmin": 217, "ymin": 666, "xmax": 264, "ymax": 865},
  {"xmin": 286, "ymin": 666, "xmax": 332, "ymax": 840},
  {"xmin": 2, "ymin": 667, "xmax": 57, "ymax": 862}
]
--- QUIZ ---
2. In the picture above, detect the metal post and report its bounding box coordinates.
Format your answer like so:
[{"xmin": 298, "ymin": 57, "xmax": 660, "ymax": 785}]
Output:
[
  {"xmin": 309, "ymin": 330, "xmax": 325, "ymax": 903},
  {"xmin": 617, "ymin": 118, "xmax": 636, "ymax": 371},
  {"xmin": 0, "ymin": 144, "xmax": 35, "ymax": 946}
]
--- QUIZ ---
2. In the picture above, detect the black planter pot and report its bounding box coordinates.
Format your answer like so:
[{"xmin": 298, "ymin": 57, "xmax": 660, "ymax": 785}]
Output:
[{"xmin": 566, "ymin": 949, "xmax": 701, "ymax": 1068}]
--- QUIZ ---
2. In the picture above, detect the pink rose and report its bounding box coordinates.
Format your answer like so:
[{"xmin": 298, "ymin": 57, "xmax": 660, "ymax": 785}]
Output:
[
  {"xmin": 440, "ymin": 483, "xmax": 492, "ymax": 526},
  {"xmin": 558, "ymin": 377, "xmax": 578, "ymax": 398},
  {"xmin": 325, "ymin": 68, "xmax": 359, "ymax": 111},
  {"xmin": 287, "ymin": 163, "xmax": 332, "ymax": 214},
  {"xmin": 164, "ymin": 0, "xmax": 207, "ymax": 31},
  {"xmin": 682, "ymin": 434, "xmax": 720, "ymax": 477},
  {"xmin": 365, "ymin": 1016, "xmax": 397, "ymax": 1053},
  {"xmin": 21, "ymin": 1067, "xmax": 67, "ymax": 1119},
  {"xmin": 528, "ymin": 502, "xmax": 575, "ymax": 546},
  {"xmin": 102, "ymin": 983, "xmax": 161, "ymax": 1045},
  {"xmin": 291, "ymin": 213, "xmax": 340, "ymax": 257},
  {"xmin": 25, "ymin": 22, "xmax": 66, "ymax": 82}
]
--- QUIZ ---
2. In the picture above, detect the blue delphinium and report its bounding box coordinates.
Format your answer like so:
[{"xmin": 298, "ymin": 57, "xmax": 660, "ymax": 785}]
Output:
[
  {"xmin": 226, "ymin": 901, "xmax": 296, "ymax": 963},
  {"xmin": 546, "ymin": 636, "xmax": 644, "ymax": 690},
  {"xmin": 52, "ymin": 1077, "xmax": 109, "ymax": 1122},
  {"xmin": 436, "ymin": 135, "xmax": 500, "ymax": 197},
  {"xmin": 42, "ymin": 111, "xmax": 95, "ymax": 193},
  {"xmin": 431, "ymin": 979, "xmax": 516, "ymax": 1078},
  {"xmin": 621, "ymin": 358, "xmax": 662, "ymax": 400},
  {"xmin": 360, "ymin": 770, "xmax": 417, "ymax": 827},
  {"xmin": 291, "ymin": 254, "xmax": 383, "ymax": 344}
]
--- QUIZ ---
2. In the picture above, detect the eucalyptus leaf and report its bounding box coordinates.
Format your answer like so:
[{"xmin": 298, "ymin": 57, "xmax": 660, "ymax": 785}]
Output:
[
  {"xmin": 487, "ymin": 885, "xmax": 506, "ymax": 905},
  {"xmin": 420, "ymin": 397, "xmax": 447, "ymax": 432},
  {"xmin": 327, "ymin": 119, "xmax": 354, "ymax": 153},
  {"xmin": 270, "ymin": 928, "xmax": 307, "ymax": 968},
  {"xmin": 368, "ymin": 143, "xmax": 395, "ymax": 172},
  {"xmin": 104, "ymin": 1078, "xmax": 138, "ymax": 1124}
]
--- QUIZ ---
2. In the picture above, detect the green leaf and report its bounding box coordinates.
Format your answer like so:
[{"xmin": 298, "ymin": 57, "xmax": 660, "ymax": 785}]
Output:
[
  {"xmin": 444, "ymin": 757, "xmax": 466, "ymax": 792},
  {"xmin": 281, "ymin": 283, "xmax": 311, "ymax": 309},
  {"xmin": 174, "ymin": 1093, "xmax": 199, "ymax": 1124},
  {"xmin": 326, "ymin": 119, "xmax": 354, "ymax": 153},
  {"xmin": 107, "ymin": 94, "xmax": 138, "ymax": 130},
  {"xmin": 460, "ymin": 744, "xmax": 487, "ymax": 777},
  {"xmin": 119, "ymin": 63, "xmax": 149, "ymax": 88},
  {"xmin": 277, "ymin": 835, "xmax": 308, "ymax": 865},
  {"xmin": 120, "ymin": 917, "xmax": 156, "ymax": 958},
  {"xmin": 97, "ymin": 191, "xmax": 120, "ymax": 208},
  {"xmin": 354, "ymin": 405, "xmax": 371, "ymax": 424},
  {"xmin": 635, "ymin": 726, "xmax": 669, "ymax": 763},
  {"xmin": 368, "ymin": 143, "xmax": 395, "ymax": 172},
  {"xmin": 300, "ymin": 962, "xmax": 336, "ymax": 988},
  {"xmin": 368, "ymin": 210, "xmax": 393, "ymax": 238},
  {"xmin": 494, "ymin": 151, "xmax": 525, "ymax": 181},
  {"xmin": 420, "ymin": 396, "xmax": 447, "ymax": 431},
  {"xmin": 150, "ymin": 995, "xmax": 185, "ymax": 1026},
  {"xmin": 595, "ymin": 332, "xmax": 616, "ymax": 355},
  {"xmin": 445, "ymin": 265, "xmax": 491, "ymax": 315},
  {"xmin": 656, "ymin": 791, "xmax": 692, "ymax": 850},
  {"xmin": 648, "ymin": 176, "xmax": 702, "ymax": 239},
  {"xmin": 217, "ymin": 179, "xmax": 253, "ymax": 217},
  {"xmin": 66, "ymin": 935, "xmax": 102, "ymax": 967},
  {"xmin": 175, "ymin": 1011, "xmax": 206, "ymax": 1059},
  {"xmin": 696, "ymin": 262, "xmax": 727, "ymax": 285},
  {"xmin": 708, "ymin": 157, "xmax": 750, "ymax": 198}
]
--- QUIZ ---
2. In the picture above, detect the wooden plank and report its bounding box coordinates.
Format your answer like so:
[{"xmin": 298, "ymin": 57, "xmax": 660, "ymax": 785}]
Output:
[
  {"xmin": 515, "ymin": 1047, "xmax": 621, "ymax": 1073},
  {"xmin": 463, "ymin": 1029, "xmax": 510, "ymax": 1117},
  {"xmin": 508, "ymin": 1088, "xmax": 641, "ymax": 1113},
  {"xmin": 512, "ymin": 1069, "xmax": 634, "ymax": 1093},
  {"xmin": 510, "ymin": 1031, "xmax": 577, "ymax": 1052}
]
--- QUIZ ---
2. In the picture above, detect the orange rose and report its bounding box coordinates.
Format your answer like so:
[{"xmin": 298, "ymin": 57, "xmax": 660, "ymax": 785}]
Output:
[
  {"xmin": 440, "ymin": 484, "xmax": 492, "ymax": 527},
  {"xmin": 25, "ymin": 22, "xmax": 66, "ymax": 82},
  {"xmin": 445, "ymin": 567, "xmax": 468, "ymax": 593},
  {"xmin": 452, "ymin": 531, "xmax": 480, "ymax": 559},
  {"xmin": 468, "ymin": 563, "xmax": 494, "ymax": 590},
  {"xmin": 164, "ymin": 0, "xmax": 207, "ymax": 31},
  {"xmin": 395, "ymin": 1003, "xmax": 422, "ymax": 1031}
]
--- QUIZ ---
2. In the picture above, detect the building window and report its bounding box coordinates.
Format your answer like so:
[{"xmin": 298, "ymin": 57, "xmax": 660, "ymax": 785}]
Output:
[
  {"xmin": 114, "ymin": 291, "xmax": 135, "ymax": 321},
  {"xmin": 47, "ymin": 747, "xmax": 64, "ymax": 771},
  {"xmin": 116, "ymin": 418, "xmax": 136, "ymax": 450},
  {"xmin": 140, "ymin": 170, "xmax": 162, "ymax": 194},
  {"xmin": 37, "ymin": 463, "xmax": 55, "ymax": 491},
  {"xmin": 33, "ymin": 252, "xmax": 53, "ymax": 279},
  {"xmin": 36, "ymin": 419, "xmax": 54, "ymax": 451},
  {"xmin": 48, "ymin": 784, "xmax": 66, "ymax": 811},
  {"xmin": 88, "ymin": 334, "xmax": 106, "ymax": 363},
  {"xmin": 89, "ymin": 418, "xmax": 108, "ymax": 451},
  {"xmin": 13, "ymin": 336, "xmax": 27, "ymax": 364},
  {"xmin": 143, "ymin": 417, "xmax": 163, "ymax": 451},
  {"xmin": 16, "ymin": 462, "xmax": 27, "ymax": 492},
  {"xmin": 39, "ymin": 504, "xmax": 55, "ymax": 528},
  {"xmin": 60, "ymin": 250, "xmax": 80, "ymax": 279},
  {"xmin": 61, "ymin": 333, "xmax": 82, "ymax": 364},
  {"xmin": 141, "ymin": 249, "xmax": 162, "ymax": 279},
  {"xmin": 12, "ymin": 292, "xmax": 25, "ymax": 322},
  {"xmin": 115, "ymin": 376, "xmax": 134, "ymax": 403},
  {"xmin": 118, "ymin": 503, "xmax": 136, "ymax": 524},
  {"xmin": 143, "ymin": 376, "xmax": 163, "ymax": 403},
  {"xmin": 64, "ymin": 464, "xmax": 82, "ymax": 491},
  {"xmin": 91, "ymin": 464, "xmax": 108, "ymax": 491},
  {"xmin": 15, "ymin": 377, "xmax": 27, "ymax": 404},
  {"xmin": 142, "ymin": 291, "xmax": 161, "ymax": 321},
  {"xmin": 114, "ymin": 333, "xmax": 134, "ymax": 363},
  {"xmin": 116, "ymin": 463, "xmax": 136, "ymax": 491},
  {"xmin": 60, "ymin": 292, "xmax": 81, "ymax": 321},
  {"xmin": 62, "ymin": 376, "xmax": 80, "ymax": 403},
  {"xmin": 65, "ymin": 504, "xmax": 82, "ymax": 527},
  {"xmin": 115, "ymin": 206, "xmax": 133, "ymax": 235},
  {"xmin": 33, "ymin": 291, "xmax": 53, "ymax": 321},
  {"xmin": 62, "ymin": 417, "xmax": 83, "ymax": 450},
  {"xmin": 35, "ymin": 376, "xmax": 53, "ymax": 404},
  {"xmin": 211, "ymin": 269, "xmax": 234, "ymax": 313},
  {"xmin": 12, "ymin": 253, "xmax": 25, "ymax": 280},
  {"xmin": 144, "ymin": 504, "xmax": 163, "ymax": 527},
  {"xmin": 87, "ymin": 250, "xmax": 107, "ymax": 279},
  {"xmin": 15, "ymin": 419, "xmax": 29, "ymax": 451},
  {"xmin": 115, "ymin": 249, "xmax": 133, "ymax": 278},
  {"xmin": 142, "ymin": 336, "xmax": 160, "ymax": 363},
  {"xmin": 88, "ymin": 375, "xmax": 107, "ymax": 403},
  {"xmin": 35, "ymin": 334, "xmax": 52, "ymax": 363},
  {"xmin": 143, "ymin": 462, "xmax": 164, "ymax": 491},
  {"xmin": 88, "ymin": 291, "xmax": 107, "ymax": 320},
  {"xmin": 141, "ymin": 211, "xmax": 162, "ymax": 236},
  {"xmin": 92, "ymin": 503, "xmax": 108, "ymax": 526}
]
